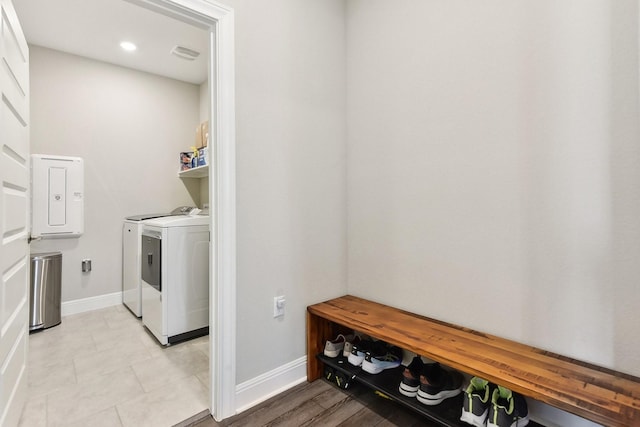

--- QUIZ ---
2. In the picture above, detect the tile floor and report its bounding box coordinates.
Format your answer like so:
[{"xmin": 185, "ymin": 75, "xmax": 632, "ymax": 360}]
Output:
[{"xmin": 18, "ymin": 304, "xmax": 210, "ymax": 427}]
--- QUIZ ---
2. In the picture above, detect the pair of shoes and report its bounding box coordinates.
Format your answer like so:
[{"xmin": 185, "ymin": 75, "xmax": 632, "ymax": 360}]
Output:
[
  {"xmin": 348, "ymin": 339, "xmax": 402, "ymax": 374},
  {"xmin": 347, "ymin": 338, "xmax": 377, "ymax": 366},
  {"xmin": 460, "ymin": 378, "xmax": 529, "ymax": 427},
  {"xmin": 323, "ymin": 334, "xmax": 358, "ymax": 358},
  {"xmin": 398, "ymin": 357, "xmax": 463, "ymax": 405}
]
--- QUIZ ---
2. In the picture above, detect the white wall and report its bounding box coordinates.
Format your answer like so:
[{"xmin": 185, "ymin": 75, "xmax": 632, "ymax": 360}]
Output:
[
  {"xmin": 29, "ymin": 46, "xmax": 202, "ymax": 303},
  {"xmin": 347, "ymin": 1, "xmax": 639, "ymax": 425},
  {"xmin": 218, "ymin": 0, "xmax": 348, "ymax": 384},
  {"xmin": 26, "ymin": 2, "xmax": 640, "ymax": 424}
]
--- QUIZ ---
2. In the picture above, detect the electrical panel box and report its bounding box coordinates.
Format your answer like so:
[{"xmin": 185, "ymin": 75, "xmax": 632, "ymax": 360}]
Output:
[{"xmin": 31, "ymin": 154, "xmax": 84, "ymax": 238}]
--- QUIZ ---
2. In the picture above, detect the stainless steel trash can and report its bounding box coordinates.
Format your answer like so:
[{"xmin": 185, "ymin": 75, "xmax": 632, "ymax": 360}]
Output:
[{"xmin": 29, "ymin": 252, "xmax": 62, "ymax": 331}]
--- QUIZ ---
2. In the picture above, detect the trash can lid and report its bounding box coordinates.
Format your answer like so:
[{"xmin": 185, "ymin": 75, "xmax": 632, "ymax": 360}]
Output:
[{"xmin": 30, "ymin": 252, "xmax": 62, "ymax": 260}]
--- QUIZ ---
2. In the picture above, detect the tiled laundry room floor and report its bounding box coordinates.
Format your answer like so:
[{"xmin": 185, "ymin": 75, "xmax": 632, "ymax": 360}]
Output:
[{"xmin": 18, "ymin": 304, "xmax": 209, "ymax": 427}]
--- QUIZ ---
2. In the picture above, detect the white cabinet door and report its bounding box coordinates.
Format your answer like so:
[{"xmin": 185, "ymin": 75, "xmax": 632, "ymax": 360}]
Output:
[{"xmin": 0, "ymin": 0, "xmax": 30, "ymax": 425}]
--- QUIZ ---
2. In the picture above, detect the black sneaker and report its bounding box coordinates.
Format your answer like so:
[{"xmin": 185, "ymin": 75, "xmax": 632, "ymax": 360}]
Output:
[
  {"xmin": 399, "ymin": 356, "xmax": 424, "ymax": 397},
  {"xmin": 416, "ymin": 362, "xmax": 463, "ymax": 405},
  {"xmin": 487, "ymin": 386, "xmax": 530, "ymax": 427}
]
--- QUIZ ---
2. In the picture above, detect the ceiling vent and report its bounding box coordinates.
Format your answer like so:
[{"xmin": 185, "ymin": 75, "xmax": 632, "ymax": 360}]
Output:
[{"xmin": 171, "ymin": 45, "xmax": 200, "ymax": 61}]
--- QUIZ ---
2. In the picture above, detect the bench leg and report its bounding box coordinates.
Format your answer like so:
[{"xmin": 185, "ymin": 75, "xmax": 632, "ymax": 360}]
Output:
[
  {"xmin": 306, "ymin": 311, "xmax": 352, "ymax": 381},
  {"xmin": 307, "ymin": 311, "xmax": 328, "ymax": 381}
]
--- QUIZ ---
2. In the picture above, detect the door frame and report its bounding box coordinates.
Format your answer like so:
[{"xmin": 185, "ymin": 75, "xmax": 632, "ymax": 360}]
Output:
[{"xmin": 126, "ymin": 0, "xmax": 236, "ymax": 420}]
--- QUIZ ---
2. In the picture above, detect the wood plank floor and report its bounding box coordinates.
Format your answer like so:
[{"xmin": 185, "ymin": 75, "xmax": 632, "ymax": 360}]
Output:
[{"xmin": 186, "ymin": 380, "xmax": 440, "ymax": 427}]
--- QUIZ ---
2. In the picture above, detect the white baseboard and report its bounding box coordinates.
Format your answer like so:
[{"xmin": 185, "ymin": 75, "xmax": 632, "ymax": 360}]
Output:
[
  {"xmin": 61, "ymin": 291, "xmax": 123, "ymax": 317},
  {"xmin": 234, "ymin": 355, "xmax": 308, "ymax": 414}
]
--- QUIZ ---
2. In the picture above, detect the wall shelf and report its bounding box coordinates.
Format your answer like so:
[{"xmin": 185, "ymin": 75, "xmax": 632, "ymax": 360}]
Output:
[{"xmin": 178, "ymin": 165, "xmax": 208, "ymax": 178}]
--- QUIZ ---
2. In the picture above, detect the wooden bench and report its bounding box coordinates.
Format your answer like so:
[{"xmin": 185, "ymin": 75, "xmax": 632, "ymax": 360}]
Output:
[{"xmin": 307, "ymin": 295, "xmax": 640, "ymax": 427}]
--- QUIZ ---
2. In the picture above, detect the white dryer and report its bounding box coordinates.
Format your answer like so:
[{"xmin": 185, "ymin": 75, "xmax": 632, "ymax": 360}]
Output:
[
  {"xmin": 141, "ymin": 214, "xmax": 209, "ymax": 345},
  {"xmin": 122, "ymin": 207, "xmax": 198, "ymax": 317}
]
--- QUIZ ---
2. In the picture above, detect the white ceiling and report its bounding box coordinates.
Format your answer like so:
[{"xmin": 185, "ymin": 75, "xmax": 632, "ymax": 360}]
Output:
[{"xmin": 13, "ymin": 0, "xmax": 209, "ymax": 85}]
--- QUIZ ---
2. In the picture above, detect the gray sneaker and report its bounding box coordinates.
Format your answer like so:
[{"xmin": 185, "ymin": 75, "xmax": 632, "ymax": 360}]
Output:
[
  {"xmin": 323, "ymin": 334, "xmax": 351, "ymax": 358},
  {"xmin": 342, "ymin": 335, "xmax": 360, "ymax": 357}
]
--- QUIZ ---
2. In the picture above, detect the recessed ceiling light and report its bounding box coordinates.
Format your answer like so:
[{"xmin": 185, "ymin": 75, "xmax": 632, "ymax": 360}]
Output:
[{"xmin": 120, "ymin": 41, "xmax": 137, "ymax": 52}]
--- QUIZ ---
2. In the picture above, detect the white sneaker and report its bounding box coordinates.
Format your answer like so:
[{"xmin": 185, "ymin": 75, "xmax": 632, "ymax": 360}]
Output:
[{"xmin": 361, "ymin": 346, "xmax": 402, "ymax": 374}]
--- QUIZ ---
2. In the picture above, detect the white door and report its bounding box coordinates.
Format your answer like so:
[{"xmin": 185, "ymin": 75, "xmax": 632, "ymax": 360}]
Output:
[{"xmin": 0, "ymin": 0, "xmax": 30, "ymax": 425}]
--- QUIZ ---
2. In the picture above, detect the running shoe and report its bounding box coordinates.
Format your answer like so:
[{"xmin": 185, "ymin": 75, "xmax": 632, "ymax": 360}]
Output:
[
  {"xmin": 416, "ymin": 362, "xmax": 463, "ymax": 406},
  {"xmin": 460, "ymin": 377, "xmax": 492, "ymax": 427},
  {"xmin": 343, "ymin": 335, "xmax": 361, "ymax": 358},
  {"xmin": 399, "ymin": 356, "xmax": 424, "ymax": 397},
  {"xmin": 487, "ymin": 385, "xmax": 530, "ymax": 427},
  {"xmin": 362, "ymin": 345, "xmax": 402, "ymax": 374},
  {"xmin": 323, "ymin": 334, "xmax": 352, "ymax": 358}
]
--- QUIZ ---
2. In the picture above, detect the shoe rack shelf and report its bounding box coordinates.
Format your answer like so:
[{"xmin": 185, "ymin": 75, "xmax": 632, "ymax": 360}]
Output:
[
  {"xmin": 307, "ymin": 295, "xmax": 640, "ymax": 427},
  {"xmin": 319, "ymin": 353, "xmax": 502, "ymax": 427}
]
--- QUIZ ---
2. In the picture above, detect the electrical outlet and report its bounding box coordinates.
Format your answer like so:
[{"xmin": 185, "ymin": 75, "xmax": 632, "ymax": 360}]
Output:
[{"xmin": 273, "ymin": 295, "xmax": 285, "ymax": 318}]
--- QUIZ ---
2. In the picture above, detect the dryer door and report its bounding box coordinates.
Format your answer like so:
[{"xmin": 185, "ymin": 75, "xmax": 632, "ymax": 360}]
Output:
[{"xmin": 141, "ymin": 234, "xmax": 161, "ymax": 292}]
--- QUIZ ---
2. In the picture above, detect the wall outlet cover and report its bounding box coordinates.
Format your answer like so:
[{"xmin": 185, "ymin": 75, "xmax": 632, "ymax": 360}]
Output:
[{"xmin": 273, "ymin": 296, "xmax": 285, "ymax": 318}]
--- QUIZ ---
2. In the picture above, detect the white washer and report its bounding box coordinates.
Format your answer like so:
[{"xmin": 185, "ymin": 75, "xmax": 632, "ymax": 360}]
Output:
[
  {"xmin": 141, "ymin": 215, "xmax": 209, "ymax": 345},
  {"xmin": 122, "ymin": 213, "xmax": 173, "ymax": 317}
]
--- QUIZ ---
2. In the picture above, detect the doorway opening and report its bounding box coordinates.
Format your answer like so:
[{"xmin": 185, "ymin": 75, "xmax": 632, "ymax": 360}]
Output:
[
  {"xmin": 128, "ymin": 0, "xmax": 237, "ymax": 420},
  {"xmin": 13, "ymin": 0, "xmax": 236, "ymax": 422}
]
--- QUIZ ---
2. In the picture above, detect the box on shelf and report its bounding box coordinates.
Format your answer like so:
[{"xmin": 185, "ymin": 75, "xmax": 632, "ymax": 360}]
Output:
[
  {"xmin": 197, "ymin": 147, "xmax": 208, "ymax": 167},
  {"xmin": 180, "ymin": 152, "xmax": 193, "ymax": 171}
]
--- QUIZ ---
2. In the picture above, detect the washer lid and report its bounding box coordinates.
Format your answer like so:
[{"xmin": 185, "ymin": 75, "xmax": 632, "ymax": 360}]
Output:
[
  {"xmin": 125, "ymin": 213, "xmax": 173, "ymax": 221},
  {"xmin": 142, "ymin": 214, "xmax": 210, "ymax": 227}
]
